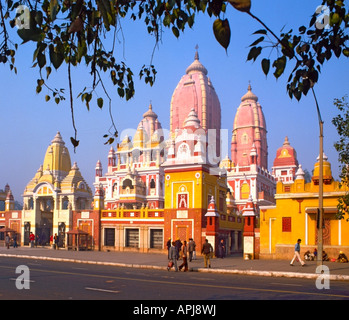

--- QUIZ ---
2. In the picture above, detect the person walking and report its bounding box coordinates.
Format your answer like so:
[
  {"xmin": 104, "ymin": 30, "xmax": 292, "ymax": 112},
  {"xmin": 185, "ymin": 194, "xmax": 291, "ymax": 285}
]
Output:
[
  {"xmin": 217, "ymin": 239, "xmax": 226, "ymax": 259},
  {"xmin": 168, "ymin": 241, "xmax": 178, "ymax": 272},
  {"xmin": 290, "ymin": 239, "xmax": 305, "ymax": 266},
  {"xmin": 175, "ymin": 238, "xmax": 182, "ymax": 260},
  {"xmin": 5, "ymin": 233, "xmax": 10, "ymax": 249},
  {"xmin": 179, "ymin": 240, "xmax": 189, "ymax": 271},
  {"xmin": 201, "ymin": 239, "xmax": 213, "ymax": 268},
  {"xmin": 54, "ymin": 233, "xmax": 59, "ymax": 250},
  {"xmin": 13, "ymin": 233, "xmax": 18, "ymax": 248},
  {"xmin": 166, "ymin": 238, "xmax": 171, "ymax": 259},
  {"xmin": 188, "ymin": 238, "xmax": 196, "ymax": 262}
]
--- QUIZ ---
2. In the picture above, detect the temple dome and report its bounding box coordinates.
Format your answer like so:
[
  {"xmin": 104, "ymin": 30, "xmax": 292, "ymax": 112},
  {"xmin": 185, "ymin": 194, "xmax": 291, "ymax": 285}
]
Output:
[
  {"xmin": 231, "ymin": 84, "xmax": 268, "ymax": 168},
  {"xmin": 42, "ymin": 131, "xmax": 71, "ymax": 176},
  {"xmin": 273, "ymin": 136, "xmax": 298, "ymax": 168},
  {"xmin": 170, "ymin": 50, "xmax": 221, "ymax": 135},
  {"xmin": 185, "ymin": 51, "xmax": 208, "ymax": 75},
  {"xmin": 142, "ymin": 103, "xmax": 158, "ymax": 119},
  {"xmin": 312, "ymin": 153, "xmax": 333, "ymax": 184},
  {"xmin": 241, "ymin": 84, "xmax": 258, "ymax": 102}
]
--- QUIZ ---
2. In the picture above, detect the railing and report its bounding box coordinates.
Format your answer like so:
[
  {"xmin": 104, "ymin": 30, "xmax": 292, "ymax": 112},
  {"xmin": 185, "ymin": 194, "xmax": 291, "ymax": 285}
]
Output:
[{"xmin": 101, "ymin": 208, "xmax": 164, "ymax": 219}]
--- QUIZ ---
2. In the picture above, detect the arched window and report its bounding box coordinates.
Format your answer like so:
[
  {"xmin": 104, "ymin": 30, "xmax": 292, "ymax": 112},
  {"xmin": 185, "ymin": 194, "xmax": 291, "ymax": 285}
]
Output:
[
  {"xmin": 177, "ymin": 142, "xmax": 190, "ymax": 159},
  {"xmin": 62, "ymin": 197, "xmax": 69, "ymax": 210},
  {"xmin": 122, "ymin": 179, "xmax": 133, "ymax": 189}
]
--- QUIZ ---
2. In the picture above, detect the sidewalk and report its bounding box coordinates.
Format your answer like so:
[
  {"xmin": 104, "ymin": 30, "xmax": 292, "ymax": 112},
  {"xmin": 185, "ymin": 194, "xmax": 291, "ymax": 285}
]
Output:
[{"xmin": 1, "ymin": 246, "xmax": 349, "ymax": 281}]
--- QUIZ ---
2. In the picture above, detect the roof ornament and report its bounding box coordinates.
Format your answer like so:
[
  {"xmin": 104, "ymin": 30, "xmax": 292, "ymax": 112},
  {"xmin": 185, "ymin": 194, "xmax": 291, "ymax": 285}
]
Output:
[
  {"xmin": 194, "ymin": 44, "xmax": 199, "ymax": 60},
  {"xmin": 283, "ymin": 136, "xmax": 290, "ymax": 146},
  {"xmin": 185, "ymin": 44, "xmax": 208, "ymax": 75},
  {"xmin": 241, "ymin": 81, "xmax": 258, "ymax": 102}
]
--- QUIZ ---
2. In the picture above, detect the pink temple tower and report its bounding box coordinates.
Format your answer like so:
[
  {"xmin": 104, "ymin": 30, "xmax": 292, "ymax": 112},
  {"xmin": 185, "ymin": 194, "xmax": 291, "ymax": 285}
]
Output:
[
  {"xmin": 231, "ymin": 84, "xmax": 268, "ymax": 169},
  {"xmin": 170, "ymin": 49, "xmax": 221, "ymax": 158}
]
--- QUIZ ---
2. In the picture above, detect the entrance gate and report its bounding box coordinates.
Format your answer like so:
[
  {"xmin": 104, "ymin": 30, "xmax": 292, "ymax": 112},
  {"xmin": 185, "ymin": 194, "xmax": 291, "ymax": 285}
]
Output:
[{"xmin": 36, "ymin": 214, "xmax": 53, "ymax": 246}]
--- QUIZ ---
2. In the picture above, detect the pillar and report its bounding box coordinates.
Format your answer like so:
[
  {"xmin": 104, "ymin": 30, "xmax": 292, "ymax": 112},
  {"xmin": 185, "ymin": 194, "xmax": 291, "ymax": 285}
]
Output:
[{"xmin": 242, "ymin": 195, "xmax": 257, "ymax": 259}]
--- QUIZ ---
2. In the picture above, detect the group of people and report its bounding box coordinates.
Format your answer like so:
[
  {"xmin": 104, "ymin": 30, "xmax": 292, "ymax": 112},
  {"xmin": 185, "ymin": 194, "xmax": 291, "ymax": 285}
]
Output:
[
  {"xmin": 167, "ymin": 238, "xmax": 225, "ymax": 271},
  {"xmin": 291, "ymin": 238, "xmax": 349, "ymax": 266},
  {"xmin": 167, "ymin": 238, "xmax": 197, "ymax": 272},
  {"xmin": 4, "ymin": 233, "xmax": 18, "ymax": 249},
  {"xmin": 6, "ymin": 232, "xmax": 60, "ymax": 249}
]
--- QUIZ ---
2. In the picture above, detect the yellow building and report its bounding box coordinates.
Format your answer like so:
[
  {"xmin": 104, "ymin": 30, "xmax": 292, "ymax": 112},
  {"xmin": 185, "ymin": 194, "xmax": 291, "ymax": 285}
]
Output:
[
  {"xmin": 260, "ymin": 154, "xmax": 349, "ymax": 260},
  {"xmin": 22, "ymin": 132, "xmax": 93, "ymax": 246},
  {"xmin": 163, "ymin": 109, "xmax": 243, "ymax": 253}
]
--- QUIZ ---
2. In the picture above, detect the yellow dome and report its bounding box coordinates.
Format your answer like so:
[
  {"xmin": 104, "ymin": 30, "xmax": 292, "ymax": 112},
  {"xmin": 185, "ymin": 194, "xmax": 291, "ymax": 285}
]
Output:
[
  {"xmin": 117, "ymin": 135, "xmax": 132, "ymax": 152},
  {"xmin": 24, "ymin": 132, "xmax": 72, "ymax": 194},
  {"xmin": 312, "ymin": 153, "xmax": 333, "ymax": 184},
  {"xmin": 61, "ymin": 162, "xmax": 91, "ymax": 194},
  {"xmin": 133, "ymin": 124, "xmax": 148, "ymax": 149},
  {"xmin": 42, "ymin": 131, "xmax": 71, "ymax": 174}
]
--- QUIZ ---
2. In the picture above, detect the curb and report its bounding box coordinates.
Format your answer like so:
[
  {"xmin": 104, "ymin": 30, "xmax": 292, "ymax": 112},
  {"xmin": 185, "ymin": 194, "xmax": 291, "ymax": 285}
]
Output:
[
  {"xmin": 193, "ymin": 267, "xmax": 349, "ymax": 281},
  {"xmin": 1, "ymin": 254, "xmax": 349, "ymax": 281}
]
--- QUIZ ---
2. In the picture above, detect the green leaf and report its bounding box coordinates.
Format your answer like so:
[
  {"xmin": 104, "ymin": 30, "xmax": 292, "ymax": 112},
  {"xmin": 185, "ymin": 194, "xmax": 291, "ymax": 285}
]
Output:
[
  {"xmin": 249, "ymin": 36, "xmax": 264, "ymax": 47},
  {"xmin": 50, "ymin": 0, "xmax": 60, "ymax": 22},
  {"xmin": 213, "ymin": 18, "xmax": 231, "ymax": 51},
  {"xmin": 49, "ymin": 44, "xmax": 64, "ymax": 69},
  {"xmin": 37, "ymin": 52, "xmax": 46, "ymax": 69},
  {"xmin": 252, "ymin": 29, "xmax": 267, "ymax": 35},
  {"xmin": 261, "ymin": 58, "xmax": 270, "ymax": 76},
  {"xmin": 272, "ymin": 56, "xmax": 286, "ymax": 79},
  {"xmin": 247, "ymin": 46, "xmax": 262, "ymax": 62},
  {"xmin": 97, "ymin": 97, "xmax": 103, "ymax": 109},
  {"xmin": 17, "ymin": 28, "xmax": 44, "ymax": 43},
  {"xmin": 117, "ymin": 87, "xmax": 125, "ymax": 97},
  {"xmin": 70, "ymin": 137, "xmax": 80, "ymax": 148},
  {"xmin": 172, "ymin": 26, "xmax": 179, "ymax": 38},
  {"xmin": 228, "ymin": 0, "xmax": 251, "ymax": 12},
  {"xmin": 163, "ymin": 14, "xmax": 171, "ymax": 27},
  {"xmin": 46, "ymin": 66, "xmax": 52, "ymax": 79}
]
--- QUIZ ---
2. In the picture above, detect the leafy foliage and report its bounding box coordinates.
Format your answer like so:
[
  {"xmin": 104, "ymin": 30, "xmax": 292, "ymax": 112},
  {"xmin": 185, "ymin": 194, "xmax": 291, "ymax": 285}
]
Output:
[
  {"xmin": 332, "ymin": 96, "xmax": 349, "ymax": 221},
  {"xmin": 0, "ymin": 0, "xmax": 348, "ymax": 149}
]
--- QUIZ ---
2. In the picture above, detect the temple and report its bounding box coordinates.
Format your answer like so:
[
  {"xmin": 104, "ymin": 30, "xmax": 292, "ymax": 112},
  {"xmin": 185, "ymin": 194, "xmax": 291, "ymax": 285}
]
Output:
[{"xmin": 1, "ymin": 49, "xmax": 348, "ymax": 260}]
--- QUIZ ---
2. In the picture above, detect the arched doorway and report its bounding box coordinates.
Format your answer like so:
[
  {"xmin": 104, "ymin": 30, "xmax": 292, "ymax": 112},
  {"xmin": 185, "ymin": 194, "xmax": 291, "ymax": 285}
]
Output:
[{"xmin": 36, "ymin": 196, "xmax": 54, "ymax": 246}]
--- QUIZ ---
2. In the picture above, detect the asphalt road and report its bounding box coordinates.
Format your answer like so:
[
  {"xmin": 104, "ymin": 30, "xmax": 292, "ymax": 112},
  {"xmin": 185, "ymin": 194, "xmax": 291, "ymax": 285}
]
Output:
[{"xmin": 1, "ymin": 257, "xmax": 349, "ymax": 304}]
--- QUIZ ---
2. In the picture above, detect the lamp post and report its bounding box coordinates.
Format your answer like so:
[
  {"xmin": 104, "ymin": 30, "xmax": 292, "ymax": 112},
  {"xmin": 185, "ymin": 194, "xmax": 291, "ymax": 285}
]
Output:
[{"xmin": 312, "ymin": 88, "xmax": 323, "ymax": 267}]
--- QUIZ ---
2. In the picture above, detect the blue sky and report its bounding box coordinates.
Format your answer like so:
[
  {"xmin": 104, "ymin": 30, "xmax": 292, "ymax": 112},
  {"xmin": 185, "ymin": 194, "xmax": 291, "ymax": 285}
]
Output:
[{"xmin": 1, "ymin": 0, "xmax": 348, "ymax": 202}]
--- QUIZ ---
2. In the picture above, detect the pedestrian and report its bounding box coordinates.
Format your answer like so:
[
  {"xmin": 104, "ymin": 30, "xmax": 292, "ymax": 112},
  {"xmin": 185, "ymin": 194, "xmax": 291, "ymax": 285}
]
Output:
[
  {"xmin": 188, "ymin": 238, "xmax": 196, "ymax": 262},
  {"xmin": 5, "ymin": 233, "xmax": 10, "ymax": 249},
  {"xmin": 290, "ymin": 239, "xmax": 305, "ymax": 266},
  {"xmin": 201, "ymin": 239, "xmax": 213, "ymax": 268},
  {"xmin": 167, "ymin": 241, "xmax": 178, "ymax": 272},
  {"xmin": 175, "ymin": 238, "xmax": 182, "ymax": 260},
  {"xmin": 217, "ymin": 239, "xmax": 226, "ymax": 259},
  {"xmin": 179, "ymin": 240, "xmax": 189, "ymax": 271},
  {"xmin": 166, "ymin": 238, "xmax": 171, "ymax": 259},
  {"xmin": 54, "ymin": 233, "xmax": 59, "ymax": 250},
  {"xmin": 29, "ymin": 232, "xmax": 35, "ymax": 248},
  {"xmin": 13, "ymin": 233, "xmax": 18, "ymax": 248}
]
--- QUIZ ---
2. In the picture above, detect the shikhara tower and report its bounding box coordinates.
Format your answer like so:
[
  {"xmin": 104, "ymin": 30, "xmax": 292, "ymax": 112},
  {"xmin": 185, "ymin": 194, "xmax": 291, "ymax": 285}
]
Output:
[
  {"xmin": 170, "ymin": 50, "xmax": 221, "ymax": 158},
  {"xmin": 221, "ymin": 84, "xmax": 276, "ymax": 217},
  {"xmin": 231, "ymin": 84, "xmax": 268, "ymax": 169}
]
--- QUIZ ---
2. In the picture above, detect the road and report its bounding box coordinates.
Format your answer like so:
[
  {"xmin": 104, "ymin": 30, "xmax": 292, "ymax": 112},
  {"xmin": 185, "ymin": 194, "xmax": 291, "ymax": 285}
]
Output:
[{"xmin": 1, "ymin": 257, "xmax": 348, "ymax": 304}]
